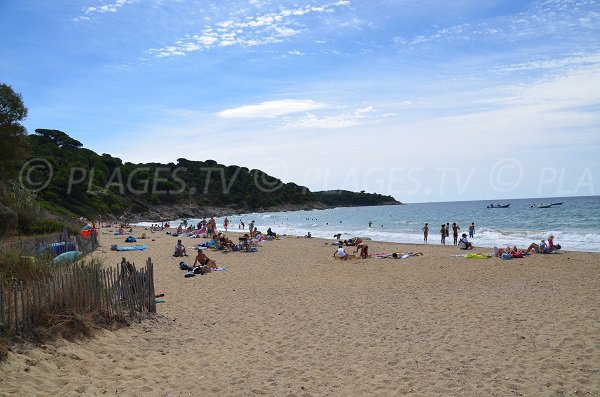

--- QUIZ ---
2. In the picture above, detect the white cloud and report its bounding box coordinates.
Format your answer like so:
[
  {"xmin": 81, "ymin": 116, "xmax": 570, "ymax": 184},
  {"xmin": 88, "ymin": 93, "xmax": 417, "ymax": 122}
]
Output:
[
  {"xmin": 393, "ymin": 0, "xmax": 599, "ymax": 49},
  {"xmin": 494, "ymin": 52, "xmax": 600, "ymax": 73},
  {"xmin": 285, "ymin": 105, "xmax": 375, "ymax": 129},
  {"xmin": 149, "ymin": 1, "xmax": 351, "ymax": 57},
  {"xmin": 74, "ymin": 0, "xmax": 136, "ymax": 20},
  {"xmin": 217, "ymin": 99, "xmax": 328, "ymax": 119}
]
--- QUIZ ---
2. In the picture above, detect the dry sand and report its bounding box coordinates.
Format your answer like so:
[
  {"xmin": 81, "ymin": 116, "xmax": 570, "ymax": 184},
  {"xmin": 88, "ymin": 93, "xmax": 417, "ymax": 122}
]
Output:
[{"xmin": 1, "ymin": 226, "xmax": 599, "ymax": 396}]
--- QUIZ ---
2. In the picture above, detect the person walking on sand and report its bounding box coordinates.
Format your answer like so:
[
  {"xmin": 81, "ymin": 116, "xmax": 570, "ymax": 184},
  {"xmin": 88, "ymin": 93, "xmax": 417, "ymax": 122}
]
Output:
[
  {"xmin": 440, "ymin": 224, "xmax": 446, "ymax": 245},
  {"xmin": 249, "ymin": 220, "xmax": 255, "ymax": 236},
  {"xmin": 422, "ymin": 223, "xmax": 429, "ymax": 242},
  {"xmin": 452, "ymin": 223, "xmax": 460, "ymax": 246},
  {"xmin": 469, "ymin": 222, "xmax": 475, "ymax": 238}
]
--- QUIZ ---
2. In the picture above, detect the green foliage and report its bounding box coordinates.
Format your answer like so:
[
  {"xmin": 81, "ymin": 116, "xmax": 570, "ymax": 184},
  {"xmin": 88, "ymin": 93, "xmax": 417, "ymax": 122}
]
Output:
[
  {"xmin": 21, "ymin": 129, "xmax": 398, "ymax": 217},
  {"xmin": 0, "ymin": 244, "xmax": 54, "ymax": 283},
  {"xmin": 0, "ymin": 181, "xmax": 41, "ymax": 234},
  {"xmin": 0, "ymin": 83, "xmax": 29, "ymax": 177},
  {"xmin": 22, "ymin": 219, "xmax": 64, "ymax": 235},
  {"xmin": 0, "ymin": 203, "xmax": 17, "ymax": 237}
]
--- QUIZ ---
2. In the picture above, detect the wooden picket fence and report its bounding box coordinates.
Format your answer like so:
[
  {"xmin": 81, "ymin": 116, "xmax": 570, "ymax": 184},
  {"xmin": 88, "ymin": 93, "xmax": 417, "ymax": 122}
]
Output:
[{"xmin": 0, "ymin": 257, "xmax": 156, "ymax": 334}]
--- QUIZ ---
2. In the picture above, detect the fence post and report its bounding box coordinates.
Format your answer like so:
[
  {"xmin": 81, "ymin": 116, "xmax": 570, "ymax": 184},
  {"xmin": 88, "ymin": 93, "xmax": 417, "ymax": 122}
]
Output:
[
  {"xmin": 7, "ymin": 284, "xmax": 12, "ymax": 331},
  {"xmin": 147, "ymin": 258, "xmax": 156, "ymax": 313},
  {"xmin": 0, "ymin": 283, "xmax": 5, "ymax": 330},
  {"xmin": 13, "ymin": 283, "xmax": 19, "ymax": 332}
]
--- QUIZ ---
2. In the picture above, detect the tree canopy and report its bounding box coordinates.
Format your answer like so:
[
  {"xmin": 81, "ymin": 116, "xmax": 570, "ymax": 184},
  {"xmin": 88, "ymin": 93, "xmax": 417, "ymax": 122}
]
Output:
[
  {"xmin": 24, "ymin": 130, "xmax": 399, "ymax": 218},
  {"xmin": 0, "ymin": 83, "xmax": 29, "ymax": 177}
]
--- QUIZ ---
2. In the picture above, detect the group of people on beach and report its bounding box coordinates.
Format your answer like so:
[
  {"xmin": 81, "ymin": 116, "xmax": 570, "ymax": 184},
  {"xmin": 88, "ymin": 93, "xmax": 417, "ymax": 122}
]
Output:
[
  {"xmin": 421, "ymin": 222, "xmax": 475, "ymax": 247},
  {"xmin": 494, "ymin": 235, "xmax": 561, "ymax": 258}
]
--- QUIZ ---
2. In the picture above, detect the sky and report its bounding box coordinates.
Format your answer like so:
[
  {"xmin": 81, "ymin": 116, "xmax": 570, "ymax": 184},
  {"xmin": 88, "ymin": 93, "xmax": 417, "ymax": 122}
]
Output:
[{"xmin": 1, "ymin": 0, "xmax": 599, "ymax": 203}]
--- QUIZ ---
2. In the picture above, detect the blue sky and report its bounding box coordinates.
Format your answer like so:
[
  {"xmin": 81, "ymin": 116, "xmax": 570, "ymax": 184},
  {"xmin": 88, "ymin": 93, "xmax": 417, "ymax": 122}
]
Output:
[{"xmin": 1, "ymin": 0, "xmax": 599, "ymax": 202}]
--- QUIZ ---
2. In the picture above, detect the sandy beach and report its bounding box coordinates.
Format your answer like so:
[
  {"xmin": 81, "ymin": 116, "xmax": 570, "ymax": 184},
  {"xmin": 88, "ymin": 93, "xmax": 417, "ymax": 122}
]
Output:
[{"xmin": 1, "ymin": 226, "xmax": 599, "ymax": 396}]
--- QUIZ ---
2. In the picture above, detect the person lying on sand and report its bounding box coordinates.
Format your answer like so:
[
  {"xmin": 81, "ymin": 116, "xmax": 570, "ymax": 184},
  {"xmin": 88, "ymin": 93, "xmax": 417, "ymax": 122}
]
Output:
[
  {"xmin": 344, "ymin": 238, "xmax": 362, "ymax": 246},
  {"xmin": 525, "ymin": 239, "xmax": 562, "ymax": 254},
  {"xmin": 392, "ymin": 252, "xmax": 423, "ymax": 259}
]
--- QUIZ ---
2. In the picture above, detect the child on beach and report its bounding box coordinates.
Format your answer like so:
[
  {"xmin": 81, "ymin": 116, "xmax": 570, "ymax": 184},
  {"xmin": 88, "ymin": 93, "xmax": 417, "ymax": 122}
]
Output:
[
  {"xmin": 334, "ymin": 245, "xmax": 349, "ymax": 260},
  {"xmin": 422, "ymin": 223, "xmax": 429, "ymax": 242}
]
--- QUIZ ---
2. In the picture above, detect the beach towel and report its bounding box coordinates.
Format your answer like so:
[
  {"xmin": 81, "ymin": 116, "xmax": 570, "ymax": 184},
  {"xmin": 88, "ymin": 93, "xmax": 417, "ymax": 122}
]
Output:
[
  {"xmin": 111, "ymin": 245, "xmax": 149, "ymax": 251},
  {"xmin": 371, "ymin": 252, "xmax": 392, "ymax": 258},
  {"xmin": 465, "ymin": 253, "xmax": 491, "ymax": 259}
]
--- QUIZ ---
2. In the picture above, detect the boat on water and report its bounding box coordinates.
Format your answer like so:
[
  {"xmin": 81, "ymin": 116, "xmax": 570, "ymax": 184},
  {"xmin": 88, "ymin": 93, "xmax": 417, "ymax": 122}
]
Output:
[
  {"xmin": 551, "ymin": 202, "xmax": 563, "ymax": 206},
  {"xmin": 531, "ymin": 203, "xmax": 553, "ymax": 208},
  {"xmin": 487, "ymin": 204, "xmax": 510, "ymax": 208}
]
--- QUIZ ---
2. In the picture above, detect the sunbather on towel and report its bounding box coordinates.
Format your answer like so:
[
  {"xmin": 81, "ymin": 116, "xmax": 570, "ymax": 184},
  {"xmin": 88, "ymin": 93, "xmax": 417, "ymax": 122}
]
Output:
[
  {"xmin": 194, "ymin": 249, "xmax": 217, "ymax": 270},
  {"xmin": 392, "ymin": 252, "xmax": 423, "ymax": 259}
]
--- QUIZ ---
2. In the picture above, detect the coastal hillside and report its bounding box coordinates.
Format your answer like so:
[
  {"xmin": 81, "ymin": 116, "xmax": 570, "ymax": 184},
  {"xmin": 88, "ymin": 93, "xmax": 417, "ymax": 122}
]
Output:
[{"xmin": 20, "ymin": 129, "xmax": 399, "ymax": 220}]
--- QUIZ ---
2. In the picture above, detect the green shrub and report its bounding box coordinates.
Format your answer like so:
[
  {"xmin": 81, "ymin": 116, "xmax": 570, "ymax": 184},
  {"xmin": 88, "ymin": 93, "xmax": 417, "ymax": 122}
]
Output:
[
  {"xmin": 23, "ymin": 219, "xmax": 64, "ymax": 235},
  {"xmin": 0, "ymin": 245, "xmax": 54, "ymax": 283},
  {"xmin": 0, "ymin": 203, "xmax": 17, "ymax": 237},
  {"xmin": 0, "ymin": 181, "xmax": 40, "ymax": 233}
]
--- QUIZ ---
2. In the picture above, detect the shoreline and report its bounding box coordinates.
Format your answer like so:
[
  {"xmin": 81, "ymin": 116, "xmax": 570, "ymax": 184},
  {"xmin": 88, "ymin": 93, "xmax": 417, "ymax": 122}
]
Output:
[{"xmin": 128, "ymin": 222, "xmax": 599, "ymax": 254}]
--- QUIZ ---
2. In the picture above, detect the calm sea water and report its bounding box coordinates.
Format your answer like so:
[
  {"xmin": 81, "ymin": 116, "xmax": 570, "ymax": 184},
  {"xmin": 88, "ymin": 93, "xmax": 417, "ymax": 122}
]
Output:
[{"xmin": 140, "ymin": 196, "xmax": 600, "ymax": 252}]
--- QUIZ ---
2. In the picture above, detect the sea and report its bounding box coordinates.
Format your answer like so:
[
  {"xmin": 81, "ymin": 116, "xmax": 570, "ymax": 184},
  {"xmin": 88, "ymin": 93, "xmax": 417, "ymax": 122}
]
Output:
[{"xmin": 137, "ymin": 195, "xmax": 600, "ymax": 252}]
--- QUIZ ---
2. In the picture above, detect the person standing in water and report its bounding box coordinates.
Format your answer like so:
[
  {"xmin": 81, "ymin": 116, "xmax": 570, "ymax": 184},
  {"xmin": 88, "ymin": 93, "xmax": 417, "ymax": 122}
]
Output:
[
  {"xmin": 452, "ymin": 223, "xmax": 460, "ymax": 246},
  {"xmin": 469, "ymin": 222, "xmax": 475, "ymax": 238},
  {"xmin": 440, "ymin": 224, "xmax": 446, "ymax": 245},
  {"xmin": 223, "ymin": 217, "xmax": 229, "ymax": 231},
  {"xmin": 422, "ymin": 223, "xmax": 429, "ymax": 243}
]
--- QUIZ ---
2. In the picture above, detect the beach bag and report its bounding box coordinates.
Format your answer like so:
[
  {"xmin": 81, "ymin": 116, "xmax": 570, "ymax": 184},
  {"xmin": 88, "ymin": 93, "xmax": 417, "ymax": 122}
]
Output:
[
  {"xmin": 125, "ymin": 236, "xmax": 137, "ymax": 243},
  {"xmin": 511, "ymin": 251, "xmax": 524, "ymax": 258},
  {"xmin": 501, "ymin": 252, "xmax": 512, "ymax": 260}
]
